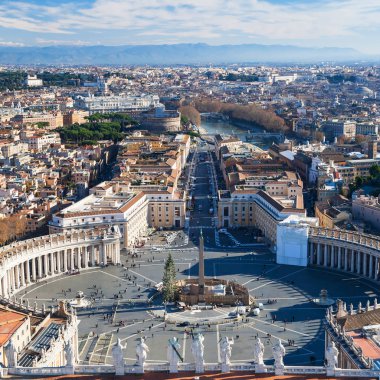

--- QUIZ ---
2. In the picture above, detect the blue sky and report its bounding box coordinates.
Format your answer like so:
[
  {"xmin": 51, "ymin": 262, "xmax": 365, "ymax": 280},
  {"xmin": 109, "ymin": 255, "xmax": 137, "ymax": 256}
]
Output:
[{"xmin": 0, "ymin": 0, "xmax": 379, "ymax": 54}]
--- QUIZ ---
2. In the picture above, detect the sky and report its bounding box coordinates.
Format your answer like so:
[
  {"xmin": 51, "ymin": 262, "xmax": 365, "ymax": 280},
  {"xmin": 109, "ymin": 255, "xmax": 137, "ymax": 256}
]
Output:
[{"xmin": 0, "ymin": 0, "xmax": 380, "ymax": 54}]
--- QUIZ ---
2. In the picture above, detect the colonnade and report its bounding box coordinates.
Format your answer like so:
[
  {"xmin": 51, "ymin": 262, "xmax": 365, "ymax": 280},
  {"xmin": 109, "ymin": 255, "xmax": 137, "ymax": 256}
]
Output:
[
  {"xmin": 308, "ymin": 231, "xmax": 380, "ymax": 282},
  {"xmin": 0, "ymin": 228, "xmax": 121, "ymax": 298}
]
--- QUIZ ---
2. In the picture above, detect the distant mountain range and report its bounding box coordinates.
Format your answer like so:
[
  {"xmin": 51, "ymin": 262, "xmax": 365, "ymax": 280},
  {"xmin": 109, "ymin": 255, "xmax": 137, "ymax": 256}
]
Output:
[{"xmin": 0, "ymin": 43, "xmax": 372, "ymax": 65}]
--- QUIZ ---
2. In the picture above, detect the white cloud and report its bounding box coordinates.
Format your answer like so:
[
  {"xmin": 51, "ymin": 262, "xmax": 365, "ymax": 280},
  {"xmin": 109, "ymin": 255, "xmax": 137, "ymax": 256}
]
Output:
[
  {"xmin": 0, "ymin": 40, "xmax": 24, "ymax": 47},
  {"xmin": 0, "ymin": 0, "xmax": 379, "ymax": 50}
]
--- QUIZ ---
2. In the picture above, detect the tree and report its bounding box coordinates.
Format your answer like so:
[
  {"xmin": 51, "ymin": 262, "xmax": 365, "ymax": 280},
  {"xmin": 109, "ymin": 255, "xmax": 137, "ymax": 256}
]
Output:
[
  {"xmin": 369, "ymin": 164, "xmax": 380, "ymax": 178},
  {"xmin": 355, "ymin": 176, "xmax": 363, "ymax": 188},
  {"xmin": 354, "ymin": 134, "xmax": 368, "ymax": 144},
  {"xmin": 179, "ymin": 105, "xmax": 201, "ymax": 126},
  {"xmin": 314, "ymin": 131, "xmax": 324, "ymax": 143},
  {"xmin": 162, "ymin": 252, "xmax": 177, "ymax": 302}
]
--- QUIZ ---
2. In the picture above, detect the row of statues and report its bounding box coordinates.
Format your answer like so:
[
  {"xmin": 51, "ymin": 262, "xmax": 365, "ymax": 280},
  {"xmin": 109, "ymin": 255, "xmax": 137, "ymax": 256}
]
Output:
[
  {"xmin": 110, "ymin": 333, "xmax": 294, "ymax": 374},
  {"xmin": 5, "ymin": 332, "xmax": 339, "ymax": 376}
]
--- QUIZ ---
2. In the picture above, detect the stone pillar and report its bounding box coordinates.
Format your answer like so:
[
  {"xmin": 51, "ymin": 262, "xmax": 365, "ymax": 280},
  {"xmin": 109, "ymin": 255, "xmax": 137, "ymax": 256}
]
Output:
[
  {"xmin": 38, "ymin": 256, "xmax": 42, "ymax": 278},
  {"xmin": 32, "ymin": 258, "xmax": 36, "ymax": 281},
  {"xmin": 64, "ymin": 250, "xmax": 68, "ymax": 272},
  {"xmin": 1, "ymin": 277, "xmax": 5, "ymax": 298},
  {"xmin": 2, "ymin": 272, "xmax": 8, "ymax": 297},
  {"xmin": 337, "ymin": 247, "xmax": 342, "ymax": 270},
  {"xmin": 44, "ymin": 254, "xmax": 48, "ymax": 277},
  {"xmin": 375, "ymin": 257, "xmax": 379, "ymax": 280},
  {"xmin": 323, "ymin": 245, "xmax": 328, "ymax": 267},
  {"xmin": 363, "ymin": 253, "xmax": 367, "ymax": 277},
  {"xmin": 91, "ymin": 245, "xmax": 95, "ymax": 266},
  {"xmin": 369, "ymin": 255, "xmax": 373, "ymax": 280},
  {"xmin": 70, "ymin": 249, "xmax": 74, "ymax": 270},
  {"xmin": 344, "ymin": 249, "xmax": 348, "ymax": 271},
  {"xmin": 350, "ymin": 251, "xmax": 355, "ymax": 273},
  {"xmin": 77, "ymin": 249, "xmax": 81, "ymax": 269},
  {"xmin": 25, "ymin": 259, "xmax": 30, "ymax": 284},
  {"xmin": 14, "ymin": 265, "xmax": 19, "ymax": 289},
  {"xmin": 20, "ymin": 262, "xmax": 25, "ymax": 287},
  {"xmin": 330, "ymin": 247, "xmax": 335, "ymax": 268},
  {"xmin": 11, "ymin": 267, "xmax": 16, "ymax": 291},
  {"xmin": 84, "ymin": 247, "xmax": 88, "ymax": 268},
  {"xmin": 317, "ymin": 243, "xmax": 321, "ymax": 265},
  {"xmin": 357, "ymin": 251, "xmax": 361, "ymax": 275},
  {"xmin": 57, "ymin": 251, "xmax": 61, "ymax": 273}
]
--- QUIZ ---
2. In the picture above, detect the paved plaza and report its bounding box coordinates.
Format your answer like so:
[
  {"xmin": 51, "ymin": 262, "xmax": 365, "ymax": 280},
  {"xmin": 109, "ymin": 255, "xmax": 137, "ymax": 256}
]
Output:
[{"xmin": 18, "ymin": 246, "xmax": 379, "ymax": 367}]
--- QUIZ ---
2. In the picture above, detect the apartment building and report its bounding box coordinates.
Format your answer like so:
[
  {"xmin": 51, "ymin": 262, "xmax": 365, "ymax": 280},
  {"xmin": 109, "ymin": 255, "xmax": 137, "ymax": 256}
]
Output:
[
  {"xmin": 21, "ymin": 132, "xmax": 61, "ymax": 151},
  {"xmin": 218, "ymin": 187, "xmax": 306, "ymax": 247},
  {"xmin": 352, "ymin": 195, "xmax": 380, "ymax": 231},
  {"xmin": 13, "ymin": 112, "xmax": 64, "ymax": 129},
  {"xmin": 49, "ymin": 181, "xmax": 186, "ymax": 248},
  {"xmin": 356, "ymin": 122, "xmax": 379, "ymax": 136},
  {"xmin": 322, "ymin": 120, "xmax": 356, "ymax": 142}
]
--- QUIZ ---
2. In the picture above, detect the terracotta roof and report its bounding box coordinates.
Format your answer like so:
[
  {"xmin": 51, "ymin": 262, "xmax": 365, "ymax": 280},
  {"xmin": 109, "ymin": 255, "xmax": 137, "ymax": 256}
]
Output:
[
  {"xmin": 347, "ymin": 331, "xmax": 380, "ymax": 360},
  {"xmin": 338, "ymin": 308, "xmax": 380, "ymax": 331},
  {"xmin": 0, "ymin": 307, "xmax": 28, "ymax": 346},
  {"xmin": 119, "ymin": 191, "xmax": 146, "ymax": 212}
]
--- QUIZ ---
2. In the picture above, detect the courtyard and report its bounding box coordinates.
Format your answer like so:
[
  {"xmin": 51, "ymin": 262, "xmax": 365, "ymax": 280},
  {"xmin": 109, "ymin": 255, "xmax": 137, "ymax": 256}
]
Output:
[{"xmin": 17, "ymin": 246, "xmax": 379, "ymax": 367}]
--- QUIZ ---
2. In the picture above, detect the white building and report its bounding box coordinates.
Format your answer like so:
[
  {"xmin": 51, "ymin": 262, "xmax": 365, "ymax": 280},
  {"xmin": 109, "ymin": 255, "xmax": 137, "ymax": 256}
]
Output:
[
  {"xmin": 25, "ymin": 75, "xmax": 43, "ymax": 87},
  {"xmin": 276, "ymin": 215, "xmax": 319, "ymax": 267},
  {"xmin": 74, "ymin": 94, "xmax": 160, "ymax": 115}
]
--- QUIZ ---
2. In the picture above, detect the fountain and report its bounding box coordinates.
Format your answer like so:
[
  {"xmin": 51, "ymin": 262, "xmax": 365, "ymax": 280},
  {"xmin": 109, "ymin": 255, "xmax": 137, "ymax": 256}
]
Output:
[
  {"xmin": 69, "ymin": 291, "xmax": 92, "ymax": 308},
  {"xmin": 313, "ymin": 289, "xmax": 335, "ymax": 306}
]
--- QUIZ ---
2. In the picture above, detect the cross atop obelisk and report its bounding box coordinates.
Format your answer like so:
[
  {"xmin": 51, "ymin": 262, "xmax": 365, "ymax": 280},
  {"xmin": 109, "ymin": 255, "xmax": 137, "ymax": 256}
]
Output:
[{"xmin": 198, "ymin": 229, "xmax": 205, "ymax": 295}]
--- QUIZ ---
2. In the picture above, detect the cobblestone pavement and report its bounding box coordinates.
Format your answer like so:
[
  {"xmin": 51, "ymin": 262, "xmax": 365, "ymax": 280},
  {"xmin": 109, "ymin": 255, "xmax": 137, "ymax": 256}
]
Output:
[{"xmin": 19, "ymin": 247, "xmax": 379, "ymax": 367}]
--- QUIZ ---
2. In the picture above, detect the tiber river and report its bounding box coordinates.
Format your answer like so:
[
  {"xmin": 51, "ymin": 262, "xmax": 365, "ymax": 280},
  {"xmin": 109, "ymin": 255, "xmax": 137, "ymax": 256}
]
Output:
[{"xmin": 200, "ymin": 118, "xmax": 273, "ymax": 149}]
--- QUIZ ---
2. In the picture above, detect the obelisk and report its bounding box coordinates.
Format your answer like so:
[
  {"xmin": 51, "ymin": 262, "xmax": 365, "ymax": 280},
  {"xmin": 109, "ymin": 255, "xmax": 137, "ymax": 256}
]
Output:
[{"xmin": 198, "ymin": 229, "xmax": 205, "ymax": 297}]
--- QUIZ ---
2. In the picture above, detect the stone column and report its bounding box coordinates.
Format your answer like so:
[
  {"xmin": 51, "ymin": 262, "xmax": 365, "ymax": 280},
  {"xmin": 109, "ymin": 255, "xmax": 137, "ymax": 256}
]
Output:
[
  {"xmin": 363, "ymin": 253, "xmax": 367, "ymax": 277},
  {"xmin": 337, "ymin": 247, "xmax": 341, "ymax": 269},
  {"xmin": 330, "ymin": 247, "xmax": 335, "ymax": 268},
  {"xmin": 57, "ymin": 251, "xmax": 61, "ymax": 273},
  {"xmin": 84, "ymin": 247, "xmax": 88, "ymax": 268},
  {"xmin": 70, "ymin": 249, "xmax": 74, "ymax": 270},
  {"xmin": 317, "ymin": 243, "xmax": 321, "ymax": 265},
  {"xmin": 356, "ymin": 251, "xmax": 361, "ymax": 275},
  {"xmin": 44, "ymin": 254, "xmax": 48, "ymax": 277},
  {"xmin": 32, "ymin": 258, "xmax": 36, "ymax": 281},
  {"xmin": 375, "ymin": 257, "xmax": 379, "ymax": 280},
  {"xmin": 38, "ymin": 256, "xmax": 42, "ymax": 278},
  {"xmin": 369, "ymin": 255, "xmax": 373, "ymax": 280},
  {"xmin": 323, "ymin": 245, "xmax": 328, "ymax": 267},
  {"xmin": 25, "ymin": 259, "xmax": 30, "ymax": 284},
  {"xmin": 77, "ymin": 248, "xmax": 81, "ymax": 269},
  {"xmin": 11, "ymin": 267, "xmax": 16, "ymax": 291},
  {"xmin": 14, "ymin": 265, "xmax": 19, "ymax": 289},
  {"xmin": 344, "ymin": 249, "xmax": 348, "ymax": 271},
  {"xmin": 1, "ymin": 277, "xmax": 4, "ymax": 298},
  {"xmin": 20, "ymin": 262, "xmax": 25, "ymax": 287},
  {"xmin": 91, "ymin": 245, "xmax": 95, "ymax": 266},
  {"xmin": 350, "ymin": 251, "xmax": 355, "ymax": 273},
  {"xmin": 63, "ymin": 250, "xmax": 68, "ymax": 272},
  {"xmin": 2, "ymin": 272, "xmax": 8, "ymax": 297}
]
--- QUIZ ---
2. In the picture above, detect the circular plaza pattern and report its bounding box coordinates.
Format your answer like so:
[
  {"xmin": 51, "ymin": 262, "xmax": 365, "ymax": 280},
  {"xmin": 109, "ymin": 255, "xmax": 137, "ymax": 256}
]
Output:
[{"xmin": 16, "ymin": 244, "xmax": 379, "ymax": 367}]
